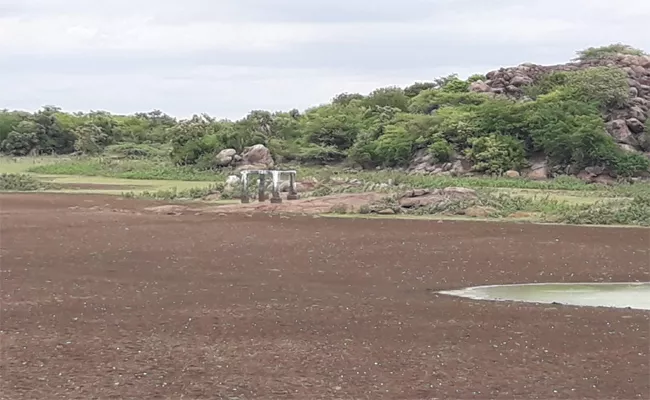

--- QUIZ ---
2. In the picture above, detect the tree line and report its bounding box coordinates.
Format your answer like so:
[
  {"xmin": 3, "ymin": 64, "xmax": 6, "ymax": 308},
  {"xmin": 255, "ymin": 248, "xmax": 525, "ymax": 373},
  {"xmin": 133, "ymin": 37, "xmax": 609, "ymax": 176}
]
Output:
[{"xmin": 1, "ymin": 45, "xmax": 649, "ymax": 177}]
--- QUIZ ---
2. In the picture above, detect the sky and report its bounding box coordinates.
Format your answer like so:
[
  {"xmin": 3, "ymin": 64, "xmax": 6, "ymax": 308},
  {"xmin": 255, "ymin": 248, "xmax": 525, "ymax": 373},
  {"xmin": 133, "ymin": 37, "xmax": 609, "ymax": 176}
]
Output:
[{"xmin": 1, "ymin": 0, "xmax": 649, "ymax": 120}]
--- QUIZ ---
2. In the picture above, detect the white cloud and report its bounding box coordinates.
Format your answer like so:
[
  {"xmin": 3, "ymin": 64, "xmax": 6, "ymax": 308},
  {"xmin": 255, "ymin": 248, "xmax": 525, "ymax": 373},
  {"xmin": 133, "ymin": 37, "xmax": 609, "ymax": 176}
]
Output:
[{"xmin": 0, "ymin": 0, "xmax": 649, "ymax": 119}]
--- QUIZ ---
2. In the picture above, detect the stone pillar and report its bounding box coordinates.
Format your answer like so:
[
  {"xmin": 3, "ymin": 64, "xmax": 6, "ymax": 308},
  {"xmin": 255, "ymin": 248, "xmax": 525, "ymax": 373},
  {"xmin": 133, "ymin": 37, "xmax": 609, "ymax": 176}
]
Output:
[
  {"xmin": 270, "ymin": 170, "xmax": 282, "ymax": 203},
  {"xmin": 240, "ymin": 171, "xmax": 250, "ymax": 203},
  {"xmin": 287, "ymin": 172, "xmax": 299, "ymax": 200},
  {"xmin": 258, "ymin": 173, "xmax": 266, "ymax": 202}
]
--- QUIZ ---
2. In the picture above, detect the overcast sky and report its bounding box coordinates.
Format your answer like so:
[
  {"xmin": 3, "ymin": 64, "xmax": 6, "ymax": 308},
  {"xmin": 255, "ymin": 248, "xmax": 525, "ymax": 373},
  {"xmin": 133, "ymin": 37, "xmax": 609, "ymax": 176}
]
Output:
[{"xmin": 1, "ymin": 0, "xmax": 648, "ymax": 120}]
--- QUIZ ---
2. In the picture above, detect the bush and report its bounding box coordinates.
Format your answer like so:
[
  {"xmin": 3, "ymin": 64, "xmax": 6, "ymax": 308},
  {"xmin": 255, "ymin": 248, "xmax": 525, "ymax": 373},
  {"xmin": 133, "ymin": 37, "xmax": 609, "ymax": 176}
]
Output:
[
  {"xmin": 551, "ymin": 194, "xmax": 650, "ymax": 226},
  {"xmin": 73, "ymin": 124, "xmax": 111, "ymax": 155},
  {"xmin": 302, "ymin": 104, "xmax": 364, "ymax": 150},
  {"xmin": 364, "ymin": 87, "xmax": 409, "ymax": 111},
  {"xmin": 574, "ymin": 43, "xmax": 647, "ymax": 62},
  {"xmin": 523, "ymin": 72, "xmax": 570, "ymax": 100},
  {"xmin": 563, "ymin": 67, "xmax": 629, "ymax": 109},
  {"xmin": 0, "ymin": 173, "xmax": 53, "ymax": 191},
  {"xmin": 295, "ymin": 143, "xmax": 346, "ymax": 164},
  {"xmin": 105, "ymin": 143, "xmax": 169, "ymax": 159},
  {"xmin": 328, "ymin": 203, "xmax": 349, "ymax": 214},
  {"xmin": 524, "ymin": 95, "xmax": 619, "ymax": 168},
  {"xmin": 371, "ymin": 126, "xmax": 415, "ymax": 167},
  {"xmin": 428, "ymin": 138, "xmax": 454, "ymax": 163},
  {"xmin": 465, "ymin": 135, "xmax": 526, "ymax": 174},
  {"xmin": 125, "ymin": 183, "xmax": 224, "ymax": 200},
  {"xmin": 408, "ymin": 90, "xmax": 488, "ymax": 114},
  {"xmin": 432, "ymin": 107, "xmax": 479, "ymax": 146},
  {"xmin": 614, "ymin": 153, "xmax": 650, "ymax": 177}
]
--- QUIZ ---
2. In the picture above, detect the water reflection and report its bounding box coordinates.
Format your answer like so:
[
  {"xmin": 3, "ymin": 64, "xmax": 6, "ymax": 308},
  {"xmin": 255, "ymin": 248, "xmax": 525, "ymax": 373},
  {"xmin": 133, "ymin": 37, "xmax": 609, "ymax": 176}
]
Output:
[{"xmin": 439, "ymin": 282, "xmax": 650, "ymax": 310}]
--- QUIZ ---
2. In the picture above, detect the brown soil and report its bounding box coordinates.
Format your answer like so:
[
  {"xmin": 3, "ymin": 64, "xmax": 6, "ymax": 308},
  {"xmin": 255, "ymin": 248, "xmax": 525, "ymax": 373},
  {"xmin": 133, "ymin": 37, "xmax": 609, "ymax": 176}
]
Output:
[
  {"xmin": 0, "ymin": 193, "xmax": 648, "ymax": 400},
  {"xmin": 216, "ymin": 193, "xmax": 387, "ymax": 214}
]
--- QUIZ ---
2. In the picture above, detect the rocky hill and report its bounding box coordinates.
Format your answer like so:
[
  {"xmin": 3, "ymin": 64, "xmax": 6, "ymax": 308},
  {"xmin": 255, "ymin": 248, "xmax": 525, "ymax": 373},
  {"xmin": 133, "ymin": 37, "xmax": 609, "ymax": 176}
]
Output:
[{"xmin": 469, "ymin": 54, "xmax": 650, "ymax": 154}]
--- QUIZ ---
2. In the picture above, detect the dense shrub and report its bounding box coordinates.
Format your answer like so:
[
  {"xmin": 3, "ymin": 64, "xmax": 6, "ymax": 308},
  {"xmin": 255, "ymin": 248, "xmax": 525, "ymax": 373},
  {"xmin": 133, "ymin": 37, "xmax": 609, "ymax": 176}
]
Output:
[
  {"xmin": 427, "ymin": 137, "xmax": 454, "ymax": 163},
  {"xmin": 295, "ymin": 143, "xmax": 347, "ymax": 164},
  {"xmin": 614, "ymin": 153, "xmax": 650, "ymax": 177},
  {"xmin": 563, "ymin": 67, "xmax": 629, "ymax": 109},
  {"xmin": 574, "ymin": 44, "xmax": 646, "ymax": 61},
  {"xmin": 552, "ymin": 194, "xmax": 650, "ymax": 226},
  {"xmin": 408, "ymin": 90, "xmax": 488, "ymax": 114},
  {"xmin": 465, "ymin": 135, "xmax": 527, "ymax": 174},
  {"xmin": 105, "ymin": 143, "xmax": 169, "ymax": 159},
  {"xmin": 0, "ymin": 173, "xmax": 53, "ymax": 191}
]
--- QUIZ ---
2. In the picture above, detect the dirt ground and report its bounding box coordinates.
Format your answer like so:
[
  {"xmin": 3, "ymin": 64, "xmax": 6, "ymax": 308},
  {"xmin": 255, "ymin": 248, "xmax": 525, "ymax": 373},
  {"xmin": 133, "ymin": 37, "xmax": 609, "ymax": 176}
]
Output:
[{"xmin": 0, "ymin": 193, "xmax": 648, "ymax": 400}]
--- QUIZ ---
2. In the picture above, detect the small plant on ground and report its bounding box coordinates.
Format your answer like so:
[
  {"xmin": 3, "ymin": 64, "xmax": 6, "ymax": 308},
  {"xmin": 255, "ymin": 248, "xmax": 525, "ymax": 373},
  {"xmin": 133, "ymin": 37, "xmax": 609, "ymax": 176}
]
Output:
[
  {"xmin": 328, "ymin": 204, "xmax": 349, "ymax": 214},
  {"xmin": 0, "ymin": 173, "xmax": 55, "ymax": 191},
  {"xmin": 123, "ymin": 183, "xmax": 224, "ymax": 201}
]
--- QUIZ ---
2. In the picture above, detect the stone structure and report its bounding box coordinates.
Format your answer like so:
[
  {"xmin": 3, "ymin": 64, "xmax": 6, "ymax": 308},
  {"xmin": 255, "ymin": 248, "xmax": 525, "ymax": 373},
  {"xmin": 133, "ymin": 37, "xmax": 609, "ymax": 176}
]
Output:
[{"xmin": 240, "ymin": 170, "xmax": 298, "ymax": 204}]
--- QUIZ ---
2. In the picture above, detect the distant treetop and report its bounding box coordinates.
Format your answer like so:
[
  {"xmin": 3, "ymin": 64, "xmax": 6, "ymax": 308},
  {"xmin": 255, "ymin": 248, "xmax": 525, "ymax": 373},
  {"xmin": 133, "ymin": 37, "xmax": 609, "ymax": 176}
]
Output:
[{"xmin": 574, "ymin": 43, "xmax": 647, "ymax": 62}]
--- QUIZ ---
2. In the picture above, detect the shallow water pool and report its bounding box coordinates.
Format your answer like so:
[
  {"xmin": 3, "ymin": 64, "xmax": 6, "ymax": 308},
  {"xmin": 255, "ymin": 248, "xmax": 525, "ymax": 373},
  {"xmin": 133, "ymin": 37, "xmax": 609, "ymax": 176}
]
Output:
[{"xmin": 439, "ymin": 282, "xmax": 650, "ymax": 310}]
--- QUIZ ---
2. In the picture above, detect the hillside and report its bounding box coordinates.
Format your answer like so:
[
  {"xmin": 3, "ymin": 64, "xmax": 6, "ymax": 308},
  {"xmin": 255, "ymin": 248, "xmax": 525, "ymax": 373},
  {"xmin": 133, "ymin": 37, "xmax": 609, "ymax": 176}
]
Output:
[{"xmin": 1, "ymin": 44, "xmax": 649, "ymax": 179}]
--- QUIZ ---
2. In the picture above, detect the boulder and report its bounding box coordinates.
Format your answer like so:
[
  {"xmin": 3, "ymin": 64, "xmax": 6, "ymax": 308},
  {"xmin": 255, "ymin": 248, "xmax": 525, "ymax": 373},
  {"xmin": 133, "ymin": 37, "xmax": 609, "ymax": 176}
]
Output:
[
  {"xmin": 215, "ymin": 148, "xmax": 237, "ymax": 166},
  {"xmin": 526, "ymin": 158, "xmax": 549, "ymax": 180},
  {"xmin": 584, "ymin": 166, "xmax": 605, "ymax": 176},
  {"xmin": 469, "ymin": 81, "xmax": 492, "ymax": 93},
  {"xmin": 279, "ymin": 181, "xmax": 308, "ymax": 193},
  {"xmin": 504, "ymin": 170, "xmax": 520, "ymax": 178},
  {"xmin": 626, "ymin": 118, "xmax": 645, "ymax": 134},
  {"xmin": 593, "ymin": 175, "xmax": 616, "ymax": 186},
  {"xmin": 225, "ymin": 175, "xmax": 241, "ymax": 191},
  {"xmin": 510, "ymin": 75, "xmax": 533, "ymax": 86},
  {"xmin": 637, "ymin": 133, "xmax": 650, "ymax": 151},
  {"xmin": 607, "ymin": 120, "xmax": 639, "ymax": 147},
  {"xmin": 619, "ymin": 144, "xmax": 639, "ymax": 153},
  {"xmin": 629, "ymin": 106, "xmax": 647, "ymax": 122},
  {"xmin": 450, "ymin": 159, "xmax": 471, "ymax": 176},
  {"xmin": 238, "ymin": 144, "xmax": 274, "ymax": 169}
]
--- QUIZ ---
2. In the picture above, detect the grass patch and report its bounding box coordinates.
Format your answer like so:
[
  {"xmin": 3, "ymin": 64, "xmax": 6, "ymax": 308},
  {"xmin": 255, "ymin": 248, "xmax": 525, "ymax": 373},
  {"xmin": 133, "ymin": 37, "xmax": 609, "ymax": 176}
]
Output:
[
  {"xmin": 549, "ymin": 194, "xmax": 650, "ymax": 226},
  {"xmin": 0, "ymin": 173, "xmax": 57, "ymax": 191},
  {"xmin": 122, "ymin": 183, "xmax": 238, "ymax": 202},
  {"xmin": 28, "ymin": 158, "xmax": 225, "ymax": 181},
  {"xmin": 352, "ymin": 189, "xmax": 650, "ymax": 227},
  {"xmin": 0, "ymin": 156, "xmax": 60, "ymax": 174}
]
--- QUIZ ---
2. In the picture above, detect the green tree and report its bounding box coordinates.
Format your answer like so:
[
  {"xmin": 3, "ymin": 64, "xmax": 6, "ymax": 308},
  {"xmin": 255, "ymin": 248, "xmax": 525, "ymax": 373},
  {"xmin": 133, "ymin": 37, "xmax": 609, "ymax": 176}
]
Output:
[
  {"xmin": 1, "ymin": 121, "xmax": 43, "ymax": 155},
  {"xmin": 524, "ymin": 93, "xmax": 618, "ymax": 168},
  {"xmin": 0, "ymin": 110, "xmax": 30, "ymax": 143},
  {"xmin": 32, "ymin": 106, "xmax": 76, "ymax": 154},
  {"xmin": 364, "ymin": 87, "xmax": 409, "ymax": 111},
  {"xmin": 574, "ymin": 43, "xmax": 646, "ymax": 61},
  {"xmin": 465, "ymin": 134, "xmax": 526, "ymax": 174},
  {"xmin": 404, "ymin": 82, "xmax": 437, "ymax": 98},
  {"xmin": 408, "ymin": 90, "xmax": 488, "ymax": 114},
  {"xmin": 332, "ymin": 92, "xmax": 365, "ymax": 106},
  {"xmin": 302, "ymin": 104, "xmax": 365, "ymax": 150},
  {"xmin": 73, "ymin": 124, "xmax": 110, "ymax": 154},
  {"xmin": 563, "ymin": 67, "xmax": 629, "ymax": 109}
]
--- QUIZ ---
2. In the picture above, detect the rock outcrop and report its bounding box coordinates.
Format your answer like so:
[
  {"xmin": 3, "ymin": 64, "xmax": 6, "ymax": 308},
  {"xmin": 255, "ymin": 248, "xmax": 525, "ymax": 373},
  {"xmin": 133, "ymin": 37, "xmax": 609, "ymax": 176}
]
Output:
[
  {"xmin": 214, "ymin": 144, "xmax": 275, "ymax": 170},
  {"xmin": 470, "ymin": 54, "xmax": 650, "ymax": 154},
  {"xmin": 408, "ymin": 149, "xmax": 472, "ymax": 176}
]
